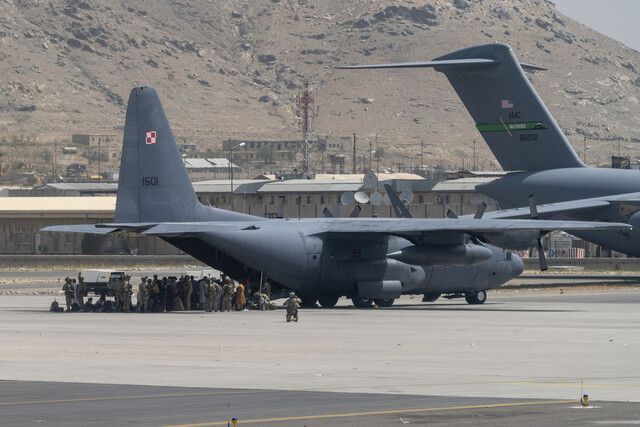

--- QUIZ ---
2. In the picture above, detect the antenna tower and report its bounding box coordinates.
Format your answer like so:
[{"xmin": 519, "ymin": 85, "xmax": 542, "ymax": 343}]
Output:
[{"xmin": 297, "ymin": 81, "xmax": 316, "ymax": 173}]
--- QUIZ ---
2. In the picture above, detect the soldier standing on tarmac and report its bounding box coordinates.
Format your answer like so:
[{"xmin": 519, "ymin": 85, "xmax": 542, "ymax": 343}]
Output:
[
  {"xmin": 183, "ymin": 275, "xmax": 193, "ymax": 311},
  {"xmin": 262, "ymin": 277, "xmax": 271, "ymax": 299},
  {"xmin": 138, "ymin": 276, "xmax": 149, "ymax": 312},
  {"xmin": 204, "ymin": 278, "xmax": 215, "ymax": 312},
  {"xmin": 76, "ymin": 274, "xmax": 86, "ymax": 311},
  {"xmin": 221, "ymin": 279, "xmax": 234, "ymax": 312},
  {"xmin": 113, "ymin": 278, "xmax": 123, "ymax": 312},
  {"xmin": 283, "ymin": 292, "xmax": 301, "ymax": 322},
  {"xmin": 62, "ymin": 278, "xmax": 73, "ymax": 311},
  {"xmin": 122, "ymin": 275, "xmax": 132, "ymax": 312}
]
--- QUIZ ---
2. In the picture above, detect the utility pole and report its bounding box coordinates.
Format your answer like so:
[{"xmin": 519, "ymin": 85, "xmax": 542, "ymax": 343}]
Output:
[
  {"xmin": 11, "ymin": 137, "xmax": 14, "ymax": 186},
  {"xmin": 375, "ymin": 134, "xmax": 379, "ymax": 174},
  {"xmin": 230, "ymin": 142, "xmax": 245, "ymax": 211},
  {"xmin": 369, "ymin": 140, "xmax": 372, "ymax": 171},
  {"xmin": 53, "ymin": 140, "xmax": 57, "ymax": 183},
  {"xmin": 98, "ymin": 138, "xmax": 101, "ymax": 182},
  {"xmin": 352, "ymin": 132, "xmax": 357, "ymax": 174},
  {"xmin": 473, "ymin": 139, "xmax": 476, "ymax": 171},
  {"xmin": 420, "ymin": 140, "xmax": 424, "ymax": 172}
]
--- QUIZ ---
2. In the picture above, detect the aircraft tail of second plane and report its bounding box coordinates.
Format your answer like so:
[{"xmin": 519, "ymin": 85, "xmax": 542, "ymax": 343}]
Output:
[{"xmin": 341, "ymin": 43, "xmax": 585, "ymax": 172}]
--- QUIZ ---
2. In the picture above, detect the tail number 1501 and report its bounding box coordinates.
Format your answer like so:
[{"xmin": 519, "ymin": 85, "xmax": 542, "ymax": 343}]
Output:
[{"xmin": 142, "ymin": 176, "xmax": 159, "ymax": 186}]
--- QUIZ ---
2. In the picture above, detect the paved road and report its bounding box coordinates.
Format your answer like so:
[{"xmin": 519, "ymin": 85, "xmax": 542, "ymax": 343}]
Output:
[
  {"xmin": 2, "ymin": 290, "xmax": 640, "ymax": 425},
  {"xmin": 2, "ymin": 380, "xmax": 638, "ymax": 426}
]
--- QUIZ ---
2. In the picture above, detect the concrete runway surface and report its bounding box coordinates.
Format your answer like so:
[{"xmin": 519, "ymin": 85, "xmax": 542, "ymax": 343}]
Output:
[{"xmin": 2, "ymin": 290, "xmax": 640, "ymax": 425}]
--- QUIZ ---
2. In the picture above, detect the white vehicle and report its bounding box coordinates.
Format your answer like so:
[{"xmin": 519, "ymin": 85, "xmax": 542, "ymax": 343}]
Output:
[{"xmin": 80, "ymin": 270, "xmax": 126, "ymax": 296}]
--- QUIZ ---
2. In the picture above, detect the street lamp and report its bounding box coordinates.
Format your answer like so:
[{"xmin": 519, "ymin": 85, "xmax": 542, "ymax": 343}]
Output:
[{"xmin": 230, "ymin": 142, "xmax": 245, "ymax": 211}]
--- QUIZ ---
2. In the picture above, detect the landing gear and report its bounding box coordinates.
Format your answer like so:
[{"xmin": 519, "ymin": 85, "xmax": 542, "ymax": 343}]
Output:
[
  {"xmin": 298, "ymin": 293, "xmax": 318, "ymax": 308},
  {"xmin": 351, "ymin": 297, "xmax": 373, "ymax": 308},
  {"xmin": 374, "ymin": 298, "xmax": 394, "ymax": 307},
  {"xmin": 464, "ymin": 290, "xmax": 487, "ymax": 305},
  {"xmin": 318, "ymin": 295, "xmax": 340, "ymax": 308},
  {"xmin": 422, "ymin": 293, "xmax": 441, "ymax": 303}
]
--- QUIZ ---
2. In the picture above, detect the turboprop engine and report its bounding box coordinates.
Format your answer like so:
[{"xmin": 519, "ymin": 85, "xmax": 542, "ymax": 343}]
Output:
[{"xmin": 386, "ymin": 242, "xmax": 493, "ymax": 267}]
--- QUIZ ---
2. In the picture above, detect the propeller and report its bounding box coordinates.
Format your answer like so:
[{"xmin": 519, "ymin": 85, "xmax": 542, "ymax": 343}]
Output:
[
  {"xmin": 322, "ymin": 207, "xmax": 334, "ymax": 218},
  {"xmin": 473, "ymin": 202, "xmax": 487, "ymax": 219},
  {"xmin": 383, "ymin": 184, "xmax": 413, "ymax": 219},
  {"xmin": 349, "ymin": 205, "xmax": 362, "ymax": 218},
  {"xmin": 446, "ymin": 209, "xmax": 458, "ymax": 219},
  {"xmin": 529, "ymin": 194, "xmax": 548, "ymax": 271}
]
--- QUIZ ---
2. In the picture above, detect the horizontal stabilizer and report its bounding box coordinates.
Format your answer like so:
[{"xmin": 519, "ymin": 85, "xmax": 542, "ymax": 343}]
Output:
[
  {"xmin": 338, "ymin": 58, "xmax": 499, "ymax": 71},
  {"xmin": 339, "ymin": 58, "xmax": 545, "ymax": 72},
  {"xmin": 41, "ymin": 225, "xmax": 117, "ymax": 234},
  {"xmin": 140, "ymin": 222, "xmax": 262, "ymax": 237}
]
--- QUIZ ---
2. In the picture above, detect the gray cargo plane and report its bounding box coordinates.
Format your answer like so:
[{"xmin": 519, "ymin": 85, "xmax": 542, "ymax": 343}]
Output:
[
  {"xmin": 42, "ymin": 87, "xmax": 627, "ymax": 306},
  {"xmin": 340, "ymin": 42, "xmax": 640, "ymax": 264}
]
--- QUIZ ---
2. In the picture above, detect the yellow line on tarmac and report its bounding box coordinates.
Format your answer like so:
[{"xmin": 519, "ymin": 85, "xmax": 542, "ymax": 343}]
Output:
[
  {"xmin": 490, "ymin": 290, "xmax": 638, "ymax": 299},
  {"xmin": 0, "ymin": 390, "xmax": 280, "ymax": 406},
  {"xmin": 503, "ymin": 381, "xmax": 640, "ymax": 389},
  {"xmin": 163, "ymin": 399, "xmax": 577, "ymax": 427}
]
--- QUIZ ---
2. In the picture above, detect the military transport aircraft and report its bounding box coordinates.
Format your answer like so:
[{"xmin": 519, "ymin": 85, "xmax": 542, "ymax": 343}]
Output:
[
  {"xmin": 340, "ymin": 42, "xmax": 640, "ymax": 265},
  {"xmin": 42, "ymin": 87, "xmax": 627, "ymax": 307}
]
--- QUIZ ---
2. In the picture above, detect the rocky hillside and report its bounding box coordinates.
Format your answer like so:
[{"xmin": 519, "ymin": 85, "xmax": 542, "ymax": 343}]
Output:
[{"xmin": 1, "ymin": 0, "xmax": 640, "ymax": 174}]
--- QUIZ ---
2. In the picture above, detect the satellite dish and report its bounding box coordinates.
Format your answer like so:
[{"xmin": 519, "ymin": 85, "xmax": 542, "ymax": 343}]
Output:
[
  {"xmin": 382, "ymin": 193, "xmax": 392, "ymax": 206},
  {"xmin": 362, "ymin": 172, "xmax": 378, "ymax": 191},
  {"xmin": 354, "ymin": 191, "xmax": 370, "ymax": 204},
  {"xmin": 400, "ymin": 190, "xmax": 414, "ymax": 204},
  {"xmin": 369, "ymin": 191, "xmax": 383, "ymax": 206},
  {"xmin": 340, "ymin": 191, "xmax": 355, "ymax": 206}
]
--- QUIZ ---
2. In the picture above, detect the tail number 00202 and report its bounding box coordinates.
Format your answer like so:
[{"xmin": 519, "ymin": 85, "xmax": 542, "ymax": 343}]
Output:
[{"xmin": 142, "ymin": 176, "xmax": 159, "ymax": 186}]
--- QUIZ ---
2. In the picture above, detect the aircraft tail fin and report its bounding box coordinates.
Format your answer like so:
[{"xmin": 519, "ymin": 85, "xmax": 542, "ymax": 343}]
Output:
[
  {"xmin": 115, "ymin": 87, "xmax": 250, "ymax": 223},
  {"xmin": 432, "ymin": 43, "xmax": 584, "ymax": 171},
  {"xmin": 341, "ymin": 43, "xmax": 584, "ymax": 171}
]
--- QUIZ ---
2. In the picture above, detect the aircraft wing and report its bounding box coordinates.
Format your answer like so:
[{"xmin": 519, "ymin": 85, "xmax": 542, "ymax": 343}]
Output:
[
  {"xmin": 135, "ymin": 218, "xmax": 628, "ymax": 243},
  {"xmin": 312, "ymin": 218, "xmax": 626, "ymax": 235},
  {"xmin": 470, "ymin": 192, "xmax": 640, "ymax": 220},
  {"xmin": 43, "ymin": 218, "xmax": 629, "ymax": 245}
]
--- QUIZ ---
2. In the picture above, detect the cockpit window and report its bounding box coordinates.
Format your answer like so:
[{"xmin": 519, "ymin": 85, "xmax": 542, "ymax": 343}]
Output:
[{"xmin": 506, "ymin": 251, "xmax": 512, "ymax": 261}]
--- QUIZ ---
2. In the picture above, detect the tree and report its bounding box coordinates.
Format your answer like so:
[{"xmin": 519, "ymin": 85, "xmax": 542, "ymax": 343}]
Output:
[{"xmin": 258, "ymin": 145, "xmax": 275, "ymax": 165}]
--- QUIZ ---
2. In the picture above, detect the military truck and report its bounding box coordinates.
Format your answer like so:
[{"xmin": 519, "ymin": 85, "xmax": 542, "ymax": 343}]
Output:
[{"xmin": 81, "ymin": 270, "xmax": 126, "ymax": 296}]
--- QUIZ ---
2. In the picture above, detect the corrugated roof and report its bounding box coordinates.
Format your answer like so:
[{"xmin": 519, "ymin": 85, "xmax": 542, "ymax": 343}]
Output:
[
  {"xmin": 35, "ymin": 183, "xmax": 118, "ymax": 191},
  {"xmin": 192, "ymin": 179, "xmax": 271, "ymax": 193},
  {"xmin": 431, "ymin": 177, "xmax": 496, "ymax": 192},
  {"xmin": 258, "ymin": 179, "xmax": 364, "ymax": 193},
  {"xmin": 0, "ymin": 197, "xmax": 116, "ymax": 213},
  {"xmin": 314, "ymin": 173, "xmax": 424, "ymax": 181}
]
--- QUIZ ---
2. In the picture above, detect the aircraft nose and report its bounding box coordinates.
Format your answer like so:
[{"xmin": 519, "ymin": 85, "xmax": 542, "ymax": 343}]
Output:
[{"xmin": 511, "ymin": 252, "xmax": 524, "ymax": 277}]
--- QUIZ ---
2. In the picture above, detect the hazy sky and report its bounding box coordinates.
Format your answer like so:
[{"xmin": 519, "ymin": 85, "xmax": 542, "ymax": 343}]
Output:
[{"xmin": 552, "ymin": 0, "xmax": 640, "ymax": 52}]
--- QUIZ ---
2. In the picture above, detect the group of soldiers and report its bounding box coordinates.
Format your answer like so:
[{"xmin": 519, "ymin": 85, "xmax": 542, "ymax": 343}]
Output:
[{"xmin": 54, "ymin": 272, "xmax": 301, "ymax": 321}]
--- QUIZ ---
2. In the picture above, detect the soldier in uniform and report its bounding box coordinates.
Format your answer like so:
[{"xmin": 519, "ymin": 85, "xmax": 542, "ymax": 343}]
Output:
[
  {"xmin": 283, "ymin": 292, "xmax": 301, "ymax": 322},
  {"xmin": 204, "ymin": 278, "xmax": 215, "ymax": 312},
  {"xmin": 182, "ymin": 275, "xmax": 193, "ymax": 311},
  {"xmin": 62, "ymin": 278, "xmax": 73, "ymax": 311},
  {"xmin": 221, "ymin": 279, "xmax": 234, "ymax": 312},
  {"xmin": 122, "ymin": 275, "xmax": 132, "ymax": 312},
  {"xmin": 262, "ymin": 278, "xmax": 272, "ymax": 299},
  {"xmin": 76, "ymin": 274, "xmax": 86, "ymax": 311},
  {"xmin": 138, "ymin": 276, "xmax": 149, "ymax": 312},
  {"xmin": 113, "ymin": 278, "xmax": 123, "ymax": 312}
]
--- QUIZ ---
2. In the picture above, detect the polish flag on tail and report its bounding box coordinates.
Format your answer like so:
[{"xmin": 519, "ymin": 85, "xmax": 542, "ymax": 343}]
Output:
[{"xmin": 146, "ymin": 131, "xmax": 156, "ymax": 145}]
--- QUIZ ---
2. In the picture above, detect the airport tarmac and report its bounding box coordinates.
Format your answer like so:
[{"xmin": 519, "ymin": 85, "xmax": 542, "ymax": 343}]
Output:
[{"xmin": 1, "ymin": 290, "xmax": 640, "ymax": 425}]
